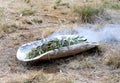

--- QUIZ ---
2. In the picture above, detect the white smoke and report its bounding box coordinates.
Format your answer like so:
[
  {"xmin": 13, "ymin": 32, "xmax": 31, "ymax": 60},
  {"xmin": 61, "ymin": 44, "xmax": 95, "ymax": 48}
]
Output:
[{"xmin": 51, "ymin": 24, "xmax": 120, "ymax": 44}]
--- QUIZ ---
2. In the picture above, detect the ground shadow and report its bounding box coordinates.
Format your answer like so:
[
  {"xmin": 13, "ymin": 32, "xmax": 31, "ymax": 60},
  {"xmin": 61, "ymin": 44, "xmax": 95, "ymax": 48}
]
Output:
[{"xmin": 19, "ymin": 47, "xmax": 101, "ymax": 73}]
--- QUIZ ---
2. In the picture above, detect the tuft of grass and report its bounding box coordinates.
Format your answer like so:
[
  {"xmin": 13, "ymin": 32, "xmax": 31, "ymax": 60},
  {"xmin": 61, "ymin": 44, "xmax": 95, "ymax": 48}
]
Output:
[
  {"xmin": 103, "ymin": 49, "xmax": 120, "ymax": 69},
  {"xmin": 102, "ymin": 0, "xmax": 120, "ymax": 10},
  {"xmin": 80, "ymin": 58, "xmax": 95, "ymax": 69},
  {"xmin": 110, "ymin": 3, "xmax": 120, "ymax": 10},
  {"xmin": 11, "ymin": 23, "xmax": 18, "ymax": 29},
  {"xmin": 53, "ymin": 5, "xmax": 57, "ymax": 9},
  {"xmin": 60, "ymin": 3, "xmax": 70, "ymax": 8},
  {"xmin": 61, "ymin": 12, "xmax": 68, "ymax": 15},
  {"xmin": 53, "ymin": 0, "xmax": 70, "ymax": 9},
  {"xmin": 55, "ymin": 0, "xmax": 62, "ymax": 4},
  {"xmin": 20, "ymin": 8, "xmax": 36, "ymax": 16},
  {"xmin": 22, "ymin": 19, "xmax": 33, "ymax": 25},
  {"xmin": 23, "ymin": 72, "xmax": 40, "ymax": 83},
  {"xmin": 102, "ymin": 0, "xmax": 110, "ymax": 7},
  {"xmin": 24, "ymin": 0, "xmax": 30, "ymax": 3},
  {"xmin": 0, "ymin": 22, "xmax": 18, "ymax": 34},
  {"xmin": 0, "ymin": 7, "xmax": 5, "ymax": 21},
  {"xmin": 73, "ymin": 5, "xmax": 104, "ymax": 23},
  {"xmin": 32, "ymin": 18, "xmax": 43, "ymax": 24}
]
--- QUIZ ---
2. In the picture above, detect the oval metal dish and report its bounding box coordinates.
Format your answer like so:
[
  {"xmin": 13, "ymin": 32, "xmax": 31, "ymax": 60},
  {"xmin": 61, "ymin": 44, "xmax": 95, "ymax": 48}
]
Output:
[{"xmin": 16, "ymin": 35, "xmax": 98, "ymax": 62}]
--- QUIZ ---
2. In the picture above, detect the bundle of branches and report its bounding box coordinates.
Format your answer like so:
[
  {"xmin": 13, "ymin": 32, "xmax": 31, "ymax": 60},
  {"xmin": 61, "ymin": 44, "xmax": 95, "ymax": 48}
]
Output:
[{"xmin": 27, "ymin": 36, "xmax": 87, "ymax": 59}]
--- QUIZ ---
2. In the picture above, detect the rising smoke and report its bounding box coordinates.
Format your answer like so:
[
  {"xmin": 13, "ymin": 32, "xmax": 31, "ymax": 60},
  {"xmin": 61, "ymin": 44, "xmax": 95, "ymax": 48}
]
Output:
[{"xmin": 51, "ymin": 24, "xmax": 120, "ymax": 44}]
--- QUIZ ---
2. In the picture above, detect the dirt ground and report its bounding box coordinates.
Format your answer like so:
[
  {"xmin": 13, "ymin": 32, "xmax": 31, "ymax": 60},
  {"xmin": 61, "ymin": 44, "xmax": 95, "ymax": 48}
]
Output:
[{"xmin": 0, "ymin": 0, "xmax": 120, "ymax": 83}]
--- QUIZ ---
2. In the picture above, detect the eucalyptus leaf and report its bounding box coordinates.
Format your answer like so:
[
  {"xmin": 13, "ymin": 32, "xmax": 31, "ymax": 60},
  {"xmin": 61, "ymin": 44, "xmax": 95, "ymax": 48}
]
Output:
[{"xmin": 26, "ymin": 36, "xmax": 87, "ymax": 59}]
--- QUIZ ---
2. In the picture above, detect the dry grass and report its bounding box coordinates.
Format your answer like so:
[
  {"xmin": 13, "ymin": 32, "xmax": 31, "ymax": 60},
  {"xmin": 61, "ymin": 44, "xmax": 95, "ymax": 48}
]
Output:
[
  {"xmin": 103, "ymin": 48, "xmax": 120, "ymax": 69},
  {"xmin": 32, "ymin": 18, "xmax": 43, "ymax": 24},
  {"xmin": 0, "ymin": 7, "xmax": 4, "ymax": 21},
  {"xmin": 0, "ymin": 23, "xmax": 18, "ymax": 34},
  {"xmin": 73, "ymin": 4, "xmax": 104, "ymax": 23},
  {"xmin": 20, "ymin": 8, "xmax": 36, "ymax": 16},
  {"xmin": 68, "ymin": 57, "xmax": 95, "ymax": 69},
  {"xmin": 103, "ymin": 0, "xmax": 120, "ymax": 9},
  {"xmin": 24, "ymin": 0, "xmax": 31, "ymax": 3},
  {"xmin": 99, "ymin": 43, "xmax": 120, "ymax": 69},
  {"xmin": 101, "ymin": 73, "xmax": 120, "ymax": 83},
  {"xmin": 0, "ymin": 0, "xmax": 120, "ymax": 83},
  {"xmin": 1, "ymin": 71, "xmax": 74, "ymax": 83}
]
